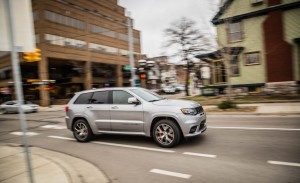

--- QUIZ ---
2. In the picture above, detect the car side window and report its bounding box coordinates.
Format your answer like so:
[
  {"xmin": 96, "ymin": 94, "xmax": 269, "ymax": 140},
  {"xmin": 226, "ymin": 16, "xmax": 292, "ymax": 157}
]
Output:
[
  {"xmin": 6, "ymin": 101, "xmax": 15, "ymax": 105},
  {"xmin": 90, "ymin": 91, "xmax": 109, "ymax": 104},
  {"xmin": 112, "ymin": 90, "xmax": 133, "ymax": 104},
  {"xmin": 74, "ymin": 92, "xmax": 93, "ymax": 104}
]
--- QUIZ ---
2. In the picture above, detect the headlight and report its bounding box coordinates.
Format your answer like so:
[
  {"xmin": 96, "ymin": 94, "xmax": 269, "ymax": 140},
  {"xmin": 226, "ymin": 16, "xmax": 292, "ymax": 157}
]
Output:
[{"xmin": 180, "ymin": 108, "xmax": 197, "ymax": 115}]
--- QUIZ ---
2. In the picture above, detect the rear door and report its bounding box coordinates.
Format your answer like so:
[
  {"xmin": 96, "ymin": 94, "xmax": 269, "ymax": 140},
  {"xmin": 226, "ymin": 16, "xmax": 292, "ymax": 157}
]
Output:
[
  {"xmin": 72, "ymin": 92, "xmax": 93, "ymax": 120},
  {"xmin": 110, "ymin": 90, "xmax": 144, "ymax": 132},
  {"xmin": 88, "ymin": 91, "xmax": 111, "ymax": 131}
]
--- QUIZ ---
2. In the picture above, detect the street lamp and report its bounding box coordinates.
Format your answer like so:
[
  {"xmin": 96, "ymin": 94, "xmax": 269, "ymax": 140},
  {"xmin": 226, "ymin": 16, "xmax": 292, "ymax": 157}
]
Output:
[{"xmin": 138, "ymin": 59, "xmax": 146, "ymax": 66}]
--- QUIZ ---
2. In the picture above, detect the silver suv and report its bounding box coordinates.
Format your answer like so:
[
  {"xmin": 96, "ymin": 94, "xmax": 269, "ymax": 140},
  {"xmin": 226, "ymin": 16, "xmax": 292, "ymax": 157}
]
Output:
[{"xmin": 65, "ymin": 87, "xmax": 206, "ymax": 147}]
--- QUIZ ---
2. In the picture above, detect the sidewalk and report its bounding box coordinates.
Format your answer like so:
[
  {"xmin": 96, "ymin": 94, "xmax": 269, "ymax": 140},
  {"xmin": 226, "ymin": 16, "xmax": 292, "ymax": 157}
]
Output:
[
  {"xmin": 162, "ymin": 93, "xmax": 300, "ymax": 115},
  {"xmin": 204, "ymin": 103, "xmax": 300, "ymax": 115},
  {"xmin": 38, "ymin": 105, "xmax": 67, "ymax": 112},
  {"xmin": 0, "ymin": 144, "xmax": 109, "ymax": 183}
]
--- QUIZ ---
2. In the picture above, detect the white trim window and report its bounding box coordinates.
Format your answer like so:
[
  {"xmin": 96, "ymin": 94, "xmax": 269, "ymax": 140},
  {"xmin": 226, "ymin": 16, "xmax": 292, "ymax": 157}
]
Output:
[
  {"xmin": 245, "ymin": 52, "xmax": 260, "ymax": 65},
  {"xmin": 228, "ymin": 22, "xmax": 243, "ymax": 43}
]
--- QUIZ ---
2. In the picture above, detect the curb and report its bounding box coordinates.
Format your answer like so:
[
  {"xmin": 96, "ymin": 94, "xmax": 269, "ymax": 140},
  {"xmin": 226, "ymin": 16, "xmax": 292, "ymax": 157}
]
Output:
[
  {"xmin": 206, "ymin": 112, "xmax": 300, "ymax": 116},
  {"xmin": 1, "ymin": 143, "xmax": 110, "ymax": 183}
]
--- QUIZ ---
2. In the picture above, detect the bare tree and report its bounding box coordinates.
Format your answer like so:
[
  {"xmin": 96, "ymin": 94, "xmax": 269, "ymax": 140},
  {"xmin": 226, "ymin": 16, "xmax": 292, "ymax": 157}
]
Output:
[{"xmin": 164, "ymin": 17, "xmax": 207, "ymax": 96}]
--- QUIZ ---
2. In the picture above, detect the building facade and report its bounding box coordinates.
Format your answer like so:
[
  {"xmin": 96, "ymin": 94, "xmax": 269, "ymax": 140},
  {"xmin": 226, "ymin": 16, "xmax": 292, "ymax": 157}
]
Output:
[
  {"xmin": 0, "ymin": 0, "xmax": 142, "ymax": 105},
  {"xmin": 197, "ymin": 0, "xmax": 300, "ymax": 95}
]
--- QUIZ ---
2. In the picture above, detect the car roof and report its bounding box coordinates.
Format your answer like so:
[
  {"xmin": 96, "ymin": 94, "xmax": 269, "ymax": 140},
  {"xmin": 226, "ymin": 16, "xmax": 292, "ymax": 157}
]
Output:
[{"xmin": 75, "ymin": 87, "xmax": 142, "ymax": 95}]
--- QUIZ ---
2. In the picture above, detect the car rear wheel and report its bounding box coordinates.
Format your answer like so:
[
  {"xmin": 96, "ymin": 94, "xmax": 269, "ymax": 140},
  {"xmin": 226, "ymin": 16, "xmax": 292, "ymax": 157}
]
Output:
[
  {"xmin": 153, "ymin": 119, "xmax": 181, "ymax": 148},
  {"xmin": 72, "ymin": 119, "xmax": 93, "ymax": 142}
]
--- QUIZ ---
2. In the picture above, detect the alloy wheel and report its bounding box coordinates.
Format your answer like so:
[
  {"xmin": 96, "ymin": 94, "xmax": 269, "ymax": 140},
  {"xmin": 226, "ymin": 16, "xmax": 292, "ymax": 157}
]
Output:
[
  {"xmin": 155, "ymin": 124, "xmax": 175, "ymax": 146},
  {"xmin": 74, "ymin": 122, "xmax": 89, "ymax": 141}
]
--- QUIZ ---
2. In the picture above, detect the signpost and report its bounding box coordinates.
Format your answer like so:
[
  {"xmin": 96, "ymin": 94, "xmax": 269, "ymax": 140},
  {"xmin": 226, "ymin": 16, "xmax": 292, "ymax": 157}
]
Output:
[{"xmin": 1, "ymin": 0, "xmax": 36, "ymax": 182}]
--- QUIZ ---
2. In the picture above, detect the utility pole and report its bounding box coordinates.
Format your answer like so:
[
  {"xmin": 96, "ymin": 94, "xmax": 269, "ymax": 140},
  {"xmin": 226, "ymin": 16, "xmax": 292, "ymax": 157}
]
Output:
[{"xmin": 127, "ymin": 12, "xmax": 135, "ymax": 87}]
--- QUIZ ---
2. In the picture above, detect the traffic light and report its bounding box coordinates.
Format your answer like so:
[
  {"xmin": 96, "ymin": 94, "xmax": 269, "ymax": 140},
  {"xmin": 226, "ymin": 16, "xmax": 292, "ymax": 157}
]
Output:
[
  {"xmin": 23, "ymin": 48, "xmax": 41, "ymax": 62},
  {"xmin": 140, "ymin": 73, "xmax": 146, "ymax": 79}
]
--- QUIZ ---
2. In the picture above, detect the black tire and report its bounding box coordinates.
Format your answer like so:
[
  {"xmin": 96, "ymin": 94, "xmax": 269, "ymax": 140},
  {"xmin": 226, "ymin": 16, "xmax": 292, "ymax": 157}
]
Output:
[
  {"xmin": 72, "ymin": 119, "xmax": 94, "ymax": 142},
  {"xmin": 0, "ymin": 108, "xmax": 7, "ymax": 114},
  {"xmin": 152, "ymin": 119, "xmax": 181, "ymax": 148}
]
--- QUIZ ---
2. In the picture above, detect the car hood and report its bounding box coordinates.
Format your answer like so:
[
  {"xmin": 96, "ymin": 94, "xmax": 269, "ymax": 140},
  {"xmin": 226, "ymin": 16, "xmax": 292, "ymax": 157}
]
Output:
[{"xmin": 152, "ymin": 99, "xmax": 200, "ymax": 108}]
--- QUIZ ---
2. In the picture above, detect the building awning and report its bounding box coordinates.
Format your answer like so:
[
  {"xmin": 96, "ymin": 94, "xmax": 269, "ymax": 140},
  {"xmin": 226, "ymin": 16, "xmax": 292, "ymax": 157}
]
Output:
[
  {"xmin": 223, "ymin": 46, "xmax": 244, "ymax": 55},
  {"xmin": 196, "ymin": 51, "xmax": 222, "ymax": 60}
]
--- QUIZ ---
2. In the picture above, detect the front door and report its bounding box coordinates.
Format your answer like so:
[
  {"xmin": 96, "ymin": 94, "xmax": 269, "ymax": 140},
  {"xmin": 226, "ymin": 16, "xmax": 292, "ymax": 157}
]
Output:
[{"xmin": 110, "ymin": 90, "xmax": 144, "ymax": 132}]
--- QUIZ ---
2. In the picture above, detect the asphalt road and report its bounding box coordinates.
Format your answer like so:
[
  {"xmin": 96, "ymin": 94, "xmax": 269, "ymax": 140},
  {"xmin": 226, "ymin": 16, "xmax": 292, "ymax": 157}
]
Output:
[{"xmin": 0, "ymin": 111, "xmax": 300, "ymax": 183}]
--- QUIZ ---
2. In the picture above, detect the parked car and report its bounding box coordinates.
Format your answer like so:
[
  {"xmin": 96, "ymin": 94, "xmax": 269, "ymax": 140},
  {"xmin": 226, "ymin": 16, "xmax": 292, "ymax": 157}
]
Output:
[
  {"xmin": 149, "ymin": 88, "xmax": 162, "ymax": 94},
  {"xmin": 174, "ymin": 84, "xmax": 185, "ymax": 93},
  {"xmin": 65, "ymin": 87, "xmax": 206, "ymax": 147},
  {"xmin": 0, "ymin": 101, "xmax": 38, "ymax": 114},
  {"xmin": 161, "ymin": 85, "xmax": 176, "ymax": 94}
]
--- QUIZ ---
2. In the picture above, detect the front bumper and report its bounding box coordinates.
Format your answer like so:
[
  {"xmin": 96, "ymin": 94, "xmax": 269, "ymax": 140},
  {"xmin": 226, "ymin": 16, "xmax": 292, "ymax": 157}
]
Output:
[
  {"xmin": 177, "ymin": 112, "xmax": 207, "ymax": 137},
  {"xmin": 185, "ymin": 124, "xmax": 207, "ymax": 137}
]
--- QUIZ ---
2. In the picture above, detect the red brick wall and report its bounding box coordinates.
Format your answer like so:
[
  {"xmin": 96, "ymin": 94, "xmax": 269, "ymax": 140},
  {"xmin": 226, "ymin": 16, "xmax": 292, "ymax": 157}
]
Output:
[
  {"xmin": 263, "ymin": 10, "xmax": 293, "ymax": 82},
  {"xmin": 267, "ymin": 0, "xmax": 281, "ymax": 6}
]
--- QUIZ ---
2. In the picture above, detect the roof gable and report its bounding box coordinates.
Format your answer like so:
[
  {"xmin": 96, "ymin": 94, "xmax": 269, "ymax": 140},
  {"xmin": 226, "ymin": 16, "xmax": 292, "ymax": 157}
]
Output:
[{"xmin": 212, "ymin": 0, "xmax": 300, "ymax": 25}]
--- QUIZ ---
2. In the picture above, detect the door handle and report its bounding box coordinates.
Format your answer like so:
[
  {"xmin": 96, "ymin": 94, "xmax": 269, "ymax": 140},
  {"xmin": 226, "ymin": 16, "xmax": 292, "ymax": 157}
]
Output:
[
  {"xmin": 111, "ymin": 106, "xmax": 118, "ymax": 109},
  {"xmin": 87, "ymin": 106, "xmax": 93, "ymax": 109}
]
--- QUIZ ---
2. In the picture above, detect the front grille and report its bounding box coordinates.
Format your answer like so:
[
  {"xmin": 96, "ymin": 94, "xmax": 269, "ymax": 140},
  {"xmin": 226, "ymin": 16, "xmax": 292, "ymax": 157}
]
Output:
[{"xmin": 195, "ymin": 106, "xmax": 204, "ymax": 114}]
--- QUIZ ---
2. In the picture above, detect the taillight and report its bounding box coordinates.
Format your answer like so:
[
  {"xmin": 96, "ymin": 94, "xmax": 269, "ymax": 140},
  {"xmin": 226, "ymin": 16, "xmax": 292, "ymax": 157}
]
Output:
[{"xmin": 65, "ymin": 106, "xmax": 69, "ymax": 112}]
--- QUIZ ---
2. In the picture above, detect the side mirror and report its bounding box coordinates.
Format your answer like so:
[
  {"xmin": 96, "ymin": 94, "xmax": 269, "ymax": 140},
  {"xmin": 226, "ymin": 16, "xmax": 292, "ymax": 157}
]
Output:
[{"xmin": 128, "ymin": 97, "xmax": 140, "ymax": 105}]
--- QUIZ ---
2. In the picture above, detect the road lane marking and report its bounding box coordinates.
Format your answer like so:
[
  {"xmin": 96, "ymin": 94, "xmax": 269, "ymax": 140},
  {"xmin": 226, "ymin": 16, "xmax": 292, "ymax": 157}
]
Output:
[
  {"xmin": 208, "ymin": 126, "xmax": 300, "ymax": 131},
  {"xmin": 10, "ymin": 132, "xmax": 40, "ymax": 136},
  {"xmin": 92, "ymin": 141, "xmax": 175, "ymax": 153},
  {"xmin": 41, "ymin": 125, "xmax": 66, "ymax": 130},
  {"xmin": 48, "ymin": 136, "xmax": 75, "ymax": 141},
  {"xmin": 268, "ymin": 161, "xmax": 300, "ymax": 167},
  {"xmin": 47, "ymin": 135, "xmax": 175, "ymax": 153},
  {"xmin": 183, "ymin": 152, "xmax": 216, "ymax": 158},
  {"xmin": 150, "ymin": 169, "xmax": 191, "ymax": 179}
]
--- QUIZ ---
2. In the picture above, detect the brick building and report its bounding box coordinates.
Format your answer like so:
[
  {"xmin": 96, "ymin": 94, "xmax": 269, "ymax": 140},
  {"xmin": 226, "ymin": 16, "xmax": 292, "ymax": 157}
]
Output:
[{"xmin": 0, "ymin": 0, "xmax": 142, "ymax": 105}]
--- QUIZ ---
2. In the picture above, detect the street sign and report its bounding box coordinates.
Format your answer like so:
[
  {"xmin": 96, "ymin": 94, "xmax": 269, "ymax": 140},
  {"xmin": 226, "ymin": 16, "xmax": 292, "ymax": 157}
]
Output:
[
  {"xmin": 123, "ymin": 65, "xmax": 132, "ymax": 71},
  {"xmin": 0, "ymin": 0, "xmax": 35, "ymax": 52},
  {"xmin": 3, "ymin": 1, "xmax": 36, "ymax": 182}
]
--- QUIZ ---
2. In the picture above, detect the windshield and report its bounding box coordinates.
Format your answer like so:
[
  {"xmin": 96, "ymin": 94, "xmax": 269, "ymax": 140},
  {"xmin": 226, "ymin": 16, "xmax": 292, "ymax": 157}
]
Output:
[{"xmin": 130, "ymin": 88, "xmax": 164, "ymax": 102}]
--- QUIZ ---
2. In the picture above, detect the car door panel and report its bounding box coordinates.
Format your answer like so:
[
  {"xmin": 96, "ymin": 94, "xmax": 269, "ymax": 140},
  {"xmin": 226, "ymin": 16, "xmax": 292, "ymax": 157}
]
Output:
[
  {"xmin": 110, "ymin": 90, "xmax": 144, "ymax": 132},
  {"xmin": 110, "ymin": 104, "xmax": 144, "ymax": 132},
  {"xmin": 86, "ymin": 105, "xmax": 111, "ymax": 131},
  {"xmin": 86, "ymin": 91, "xmax": 111, "ymax": 131}
]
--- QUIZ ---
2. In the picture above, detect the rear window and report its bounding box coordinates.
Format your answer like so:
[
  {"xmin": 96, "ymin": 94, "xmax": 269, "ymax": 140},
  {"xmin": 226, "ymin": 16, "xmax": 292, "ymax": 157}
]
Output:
[{"xmin": 74, "ymin": 92, "xmax": 93, "ymax": 104}]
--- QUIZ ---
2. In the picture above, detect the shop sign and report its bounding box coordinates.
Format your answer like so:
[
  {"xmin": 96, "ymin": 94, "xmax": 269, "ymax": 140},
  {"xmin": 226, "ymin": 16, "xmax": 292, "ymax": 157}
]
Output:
[{"xmin": 27, "ymin": 79, "xmax": 55, "ymax": 85}]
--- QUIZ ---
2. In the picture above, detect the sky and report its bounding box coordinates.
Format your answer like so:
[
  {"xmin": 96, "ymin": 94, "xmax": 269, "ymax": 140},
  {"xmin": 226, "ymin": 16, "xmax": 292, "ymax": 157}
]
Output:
[{"xmin": 118, "ymin": 0, "xmax": 221, "ymax": 62}]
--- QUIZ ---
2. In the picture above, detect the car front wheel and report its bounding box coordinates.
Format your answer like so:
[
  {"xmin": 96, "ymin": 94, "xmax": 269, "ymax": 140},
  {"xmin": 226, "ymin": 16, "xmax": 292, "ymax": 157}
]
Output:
[
  {"xmin": 72, "ymin": 119, "xmax": 93, "ymax": 142},
  {"xmin": 153, "ymin": 119, "xmax": 181, "ymax": 148}
]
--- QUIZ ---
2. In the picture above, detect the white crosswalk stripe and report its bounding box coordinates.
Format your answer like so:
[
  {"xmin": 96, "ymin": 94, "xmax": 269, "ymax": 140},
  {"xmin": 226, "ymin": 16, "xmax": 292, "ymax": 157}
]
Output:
[
  {"xmin": 40, "ymin": 125, "xmax": 67, "ymax": 130},
  {"xmin": 10, "ymin": 132, "xmax": 40, "ymax": 136}
]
